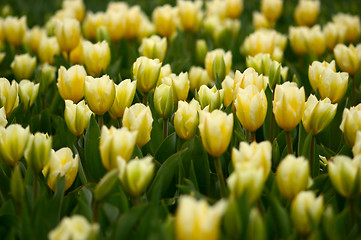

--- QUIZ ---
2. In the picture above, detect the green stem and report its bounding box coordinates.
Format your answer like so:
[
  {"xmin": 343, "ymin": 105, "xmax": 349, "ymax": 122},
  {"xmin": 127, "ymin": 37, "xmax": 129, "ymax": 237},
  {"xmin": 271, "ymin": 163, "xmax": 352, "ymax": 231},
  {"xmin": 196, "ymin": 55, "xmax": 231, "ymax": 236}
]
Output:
[
  {"xmin": 350, "ymin": 198, "xmax": 356, "ymax": 225},
  {"xmin": 98, "ymin": 115, "xmax": 103, "ymax": 130},
  {"xmin": 33, "ymin": 174, "xmax": 38, "ymax": 204},
  {"xmin": 117, "ymin": 117, "xmax": 122, "ymax": 128},
  {"xmin": 74, "ymin": 139, "xmax": 87, "ymax": 185},
  {"xmin": 286, "ymin": 131, "xmax": 293, "ymax": 154},
  {"xmin": 310, "ymin": 135, "xmax": 315, "ymax": 177},
  {"xmin": 132, "ymin": 195, "xmax": 141, "ymax": 207},
  {"xmin": 351, "ymin": 75, "xmax": 356, "ymax": 106},
  {"xmin": 270, "ymin": 112, "xmax": 274, "ymax": 142},
  {"xmin": 251, "ymin": 131, "xmax": 256, "ymax": 142},
  {"xmin": 93, "ymin": 201, "xmax": 99, "ymax": 222},
  {"xmin": 163, "ymin": 118, "xmax": 168, "ymax": 139},
  {"xmin": 143, "ymin": 92, "xmax": 148, "ymax": 106},
  {"xmin": 214, "ymin": 156, "xmax": 227, "ymax": 198}
]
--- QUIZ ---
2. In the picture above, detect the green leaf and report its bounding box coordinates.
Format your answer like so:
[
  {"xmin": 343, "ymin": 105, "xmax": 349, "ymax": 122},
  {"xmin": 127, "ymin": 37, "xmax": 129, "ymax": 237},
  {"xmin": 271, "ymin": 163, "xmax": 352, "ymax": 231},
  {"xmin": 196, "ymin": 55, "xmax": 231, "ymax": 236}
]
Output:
[
  {"xmin": 266, "ymin": 195, "xmax": 291, "ymax": 238},
  {"xmin": 155, "ymin": 132, "xmax": 177, "ymax": 164}
]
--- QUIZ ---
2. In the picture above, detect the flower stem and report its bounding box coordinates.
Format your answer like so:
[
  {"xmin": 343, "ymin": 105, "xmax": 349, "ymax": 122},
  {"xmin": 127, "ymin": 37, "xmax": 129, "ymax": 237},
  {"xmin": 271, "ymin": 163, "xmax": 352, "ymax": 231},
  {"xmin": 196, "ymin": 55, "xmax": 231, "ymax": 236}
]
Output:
[
  {"xmin": 98, "ymin": 115, "xmax": 103, "ymax": 129},
  {"xmin": 33, "ymin": 174, "xmax": 38, "ymax": 204},
  {"xmin": 143, "ymin": 92, "xmax": 148, "ymax": 106},
  {"xmin": 132, "ymin": 195, "xmax": 141, "ymax": 207},
  {"xmin": 251, "ymin": 131, "xmax": 256, "ymax": 142},
  {"xmin": 214, "ymin": 156, "xmax": 227, "ymax": 198},
  {"xmin": 270, "ymin": 112, "xmax": 274, "ymax": 141},
  {"xmin": 163, "ymin": 118, "xmax": 168, "ymax": 139},
  {"xmin": 310, "ymin": 135, "xmax": 315, "ymax": 177},
  {"xmin": 286, "ymin": 131, "xmax": 293, "ymax": 154}
]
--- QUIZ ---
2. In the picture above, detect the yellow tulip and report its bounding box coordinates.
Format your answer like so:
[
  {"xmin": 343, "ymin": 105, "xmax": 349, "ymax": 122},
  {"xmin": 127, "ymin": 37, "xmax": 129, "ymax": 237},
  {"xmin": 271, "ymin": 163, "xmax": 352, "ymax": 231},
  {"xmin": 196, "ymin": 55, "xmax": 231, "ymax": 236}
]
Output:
[
  {"xmin": 11, "ymin": 53, "xmax": 37, "ymax": 80},
  {"xmin": 161, "ymin": 72, "xmax": 190, "ymax": 104},
  {"xmin": 104, "ymin": 5, "xmax": 126, "ymax": 41},
  {"xmin": 317, "ymin": 68, "xmax": 348, "ymax": 103},
  {"xmin": 308, "ymin": 60, "xmax": 336, "ymax": 92},
  {"xmin": 24, "ymin": 26, "xmax": 46, "ymax": 54},
  {"xmin": 109, "ymin": 79, "xmax": 137, "ymax": 119},
  {"xmin": 18, "ymin": 80, "xmax": 39, "ymax": 111},
  {"xmin": 174, "ymin": 99, "xmax": 200, "ymax": 140},
  {"xmin": 0, "ymin": 78, "xmax": 19, "ymax": 118},
  {"xmin": 64, "ymin": 100, "xmax": 92, "ymax": 137},
  {"xmin": 289, "ymin": 26, "xmax": 308, "ymax": 55},
  {"xmin": 69, "ymin": 39, "xmax": 84, "ymax": 64},
  {"xmin": 332, "ymin": 13, "xmax": 360, "ymax": 43},
  {"xmin": 352, "ymin": 131, "xmax": 361, "ymax": 157},
  {"xmin": 38, "ymin": 36, "xmax": 60, "ymax": 65},
  {"xmin": 199, "ymin": 109, "xmax": 233, "ymax": 157},
  {"xmin": 222, "ymin": 76, "xmax": 234, "ymax": 107},
  {"xmin": 84, "ymin": 75, "xmax": 115, "ymax": 115},
  {"xmin": 340, "ymin": 104, "xmax": 361, "ymax": 146},
  {"xmin": 3, "ymin": 16, "xmax": 26, "ymax": 46},
  {"xmin": 152, "ymin": 5, "xmax": 178, "ymax": 38},
  {"xmin": 123, "ymin": 6, "xmax": 142, "ymax": 39},
  {"xmin": 62, "ymin": 0, "xmax": 85, "ymax": 22},
  {"xmin": 154, "ymin": 84, "xmax": 174, "ymax": 119},
  {"xmin": 55, "ymin": 18, "xmax": 81, "ymax": 52},
  {"xmin": 24, "ymin": 132, "xmax": 52, "ymax": 173},
  {"xmin": 306, "ymin": 25, "xmax": 326, "ymax": 56},
  {"xmin": 294, "ymin": 0, "xmax": 320, "ymax": 26},
  {"xmin": 197, "ymin": 85, "xmax": 224, "ymax": 111},
  {"xmin": 82, "ymin": 12, "xmax": 105, "ymax": 41},
  {"xmin": 205, "ymin": 49, "xmax": 232, "ymax": 80},
  {"xmin": 253, "ymin": 11, "xmax": 273, "ymax": 30},
  {"xmin": 82, "ymin": 40, "xmax": 110, "ymax": 76},
  {"xmin": 133, "ymin": 56, "xmax": 162, "ymax": 93},
  {"xmin": 177, "ymin": 0, "xmax": 203, "ymax": 32},
  {"xmin": 189, "ymin": 66, "xmax": 211, "ymax": 91},
  {"xmin": 139, "ymin": 35, "xmax": 167, "ymax": 61},
  {"xmin": 0, "ymin": 107, "xmax": 7, "ymax": 127},
  {"xmin": 57, "ymin": 65, "xmax": 86, "ymax": 103},
  {"xmin": 323, "ymin": 22, "xmax": 346, "ymax": 50},
  {"xmin": 261, "ymin": 0, "xmax": 283, "ymax": 22},
  {"xmin": 226, "ymin": 0, "xmax": 243, "ymax": 19},
  {"xmin": 334, "ymin": 43, "xmax": 360, "ymax": 75}
]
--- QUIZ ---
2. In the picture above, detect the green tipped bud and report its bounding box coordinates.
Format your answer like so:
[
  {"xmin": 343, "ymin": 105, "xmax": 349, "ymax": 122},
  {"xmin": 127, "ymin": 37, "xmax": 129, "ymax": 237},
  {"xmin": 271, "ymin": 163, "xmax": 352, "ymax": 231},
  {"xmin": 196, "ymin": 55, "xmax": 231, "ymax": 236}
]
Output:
[
  {"xmin": 24, "ymin": 132, "xmax": 52, "ymax": 173},
  {"xmin": 196, "ymin": 39, "xmax": 208, "ymax": 65},
  {"xmin": 246, "ymin": 53, "xmax": 272, "ymax": 76},
  {"xmin": 247, "ymin": 208, "xmax": 266, "ymax": 240},
  {"xmin": 38, "ymin": 63, "xmax": 56, "ymax": 96},
  {"xmin": 94, "ymin": 168, "xmax": 119, "ymax": 201},
  {"xmin": 96, "ymin": 26, "xmax": 110, "ymax": 43},
  {"xmin": 154, "ymin": 83, "xmax": 174, "ymax": 119},
  {"xmin": 11, "ymin": 164, "xmax": 24, "ymax": 202},
  {"xmin": 268, "ymin": 61, "xmax": 281, "ymax": 90},
  {"xmin": 212, "ymin": 52, "xmax": 226, "ymax": 84},
  {"xmin": 197, "ymin": 85, "xmax": 224, "ymax": 111}
]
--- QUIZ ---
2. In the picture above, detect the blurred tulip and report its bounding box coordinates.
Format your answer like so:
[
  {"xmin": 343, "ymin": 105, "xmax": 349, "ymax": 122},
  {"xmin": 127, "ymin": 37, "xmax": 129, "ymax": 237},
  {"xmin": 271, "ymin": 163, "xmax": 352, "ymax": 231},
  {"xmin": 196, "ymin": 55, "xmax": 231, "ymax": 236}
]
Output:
[
  {"xmin": 123, "ymin": 6, "xmax": 142, "ymax": 39},
  {"xmin": 323, "ymin": 22, "xmax": 346, "ymax": 50},
  {"xmin": 226, "ymin": 0, "xmax": 243, "ymax": 19},
  {"xmin": 318, "ymin": 68, "xmax": 348, "ymax": 103},
  {"xmin": 308, "ymin": 60, "xmax": 336, "ymax": 92},
  {"xmin": 222, "ymin": 76, "xmax": 234, "ymax": 107},
  {"xmin": 109, "ymin": 79, "xmax": 136, "ymax": 119},
  {"xmin": 261, "ymin": 0, "xmax": 283, "ymax": 22},
  {"xmin": 82, "ymin": 40, "xmax": 110, "ymax": 76},
  {"xmin": 189, "ymin": 66, "xmax": 210, "ymax": 91},
  {"xmin": 177, "ymin": 0, "xmax": 203, "ymax": 32},
  {"xmin": 174, "ymin": 99, "xmax": 200, "ymax": 140},
  {"xmin": 18, "ymin": 80, "xmax": 39, "ymax": 111},
  {"xmin": 152, "ymin": 5, "xmax": 178, "ymax": 38},
  {"xmin": 0, "ymin": 107, "xmax": 7, "ymax": 127},
  {"xmin": 38, "ymin": 36, "xmax": 60, "ymax": 64},
  {"xmin": 62, "ymin": 0, "xmax": 85, "ymax": 22},
  {"xmin": 3, "ymin": 16, "xmax": 26, "ymax": 46},
  {"xmin": 57, "ymin": 65, "xmax": 86, "ymax": 103},
  {"xmin": 332, "ymin": 13, "xmax": 360, "ymax": 43},
  {"xmin": 334, "ymin": 43, "xmax": 361, "ymax": 75},
  {"xmin": 64, "ymin": 100, "xmax": 92, "ymax": 137},
  {"xmin": 289, "ymin": 26, "xmax": 308, "ymax": 55},
  {"xmin": 340, "ymin": 103, "xmax": 361, "ymax": 146},
  {"xmin": 82, "ymin": 12, "xmax": 105, "ymax": 41},
  {"xmin": 104, "ymin": 5, "xmax": 126, "ymax": 41},
  {"xmin": 253, "ymin": 11, "xmax": 273, "ymax": 30},
  {"xmin": 139, "ymin": 35, "xmax": 167, "ymax": 61},
  {"xmin": 55, "ymin": 18, "xmax": 81, "ymax": 52},
  {"xmin": 294, "ymin": 0, "xmax": 320, "ymax": 26},
  {"xmin": 11, "ymin": 53, "xmax": 36, "ymax": 80},
  {"xmin": 0, "ymin": 78, "xmax": 19, "ymax": 118}
]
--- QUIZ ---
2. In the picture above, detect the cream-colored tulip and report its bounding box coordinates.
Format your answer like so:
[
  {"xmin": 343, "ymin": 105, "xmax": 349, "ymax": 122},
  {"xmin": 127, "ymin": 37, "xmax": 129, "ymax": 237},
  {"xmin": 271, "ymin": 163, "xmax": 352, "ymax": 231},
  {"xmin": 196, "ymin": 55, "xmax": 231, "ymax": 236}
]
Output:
[
  {"xmin": 133, "ymin": 56, "xmax": 162, "ymax": 93},
  {"xmin": 104, "ymin": 6, "xmax": 126, "ymax": 41},
  {"xmin": 340, "ymin": 104, "xmax": 361, "ymax": 146},
  {"xmin": 352, "ymin": 131, "xmax": 361, "ymax": 157},
  {"xmin": 38, "ymin": 36, "xmax": 60, "ymax": 64},
  {"xmin": 317, "ymin": 68, "xmax": 348, "ymax": 103},
  {"xmin": 205, "ymin": 49, "xmax": 232, "ymax": 80},
  {"xmin": 323, "ymin": 22, "xmax": 346, "ymax": 50},
  {"xmin": 334, "ymin": 44, "xmax": 360, "ymax": 75},
  {"xmin": 123, "ymin": 103, "xmax": 153, "ymax": 147},
  {"xmin": 109, "ymin": 79, "xmax": 136, "ymax": 119},
  {"xmin": 189, "ymin": 66, "xmax": 211, "ymax": 91},
  {"xmin": 234, "ymin": 68, "xmax": 268, "ymax": 94},
  {"xmin": 222, "ymin": 76, "xmax": 234, "ymax": 107},
  {"xmin": 62, "ymin": 0, "xmax": 85, "ymax": 22},
  {"xmin": 177, "ymin": 0, "xmax": 203, "ymax": 32},
  {"xmin": 82, "ymin": 12, "xmax": 105, "ymax": 40},
  {"xmin": 307, "ymin": 25, "xmax": 326, "ymax": 56},
  {"xmin": 0, "ymin": 78, "xmax": 19, "ymax": 118},
  {"xmin": 294, "ymin": 0, "xmax": 320, "ymax": 26},
  {"xmin": 289, "ymin": 26, "xmax": 308, "ymax": 55},
  {"xmin": 261, "ymin": 0, "xmax": 283, "ymax": 22},
  {"xmin": 161, "ymin": 72, "xmax": 190, "ymax": 104},
  {"xmin": 332, "ymin": 13, "xmax": 360, "ymax": 43},
  {"xmin": 3, "ymin": 16, "xmax": 26, "ymax": 46},
  {"xmin": 154, "ymin": 84, "xmax": 174, "ymax": 119},
  {"xmin": 152, "ymin": 5, "xmax": 178, "ymax": 38},
  {"xmin": 174, "ymin": 99, "xmax": 200, "ymax": 140},
  {"xmin": 139, "ymin": 35, "xmax": 167, "ymax": 61},
  {"xmin": 197, "ymin": 85, "xmax": 224, "ymax": 111},
  {"xmin": 24, "ymin": 132, "xmax": 52, "ymax": 173},
  {"xmin": 0, "ymin": 107, "xmax": 7, "ymax": 127},
  {"xmin": 54, "ymin": 18, "xmax": 81, "ymax": 52},
  {"xmin": 57, "ymin": 65, "xmax": 86, "ymax": 103},
  {"xmin": 11, "ymin": 54, "xmax": 37, "ymax": 80},
  {"xmin": 64, "ymin": 100, "xmax": 92, "ymax": 137},
  {"xmin": 308, "ymin": 60, "xmax": 336, "ymax": 92},
  {"xmin": 82, "ymin": 40, "xmax": 110, "ymax": 76},
  {"xmin": 18, "ymin": 80, "xmax": 39, "ymax": 110}
]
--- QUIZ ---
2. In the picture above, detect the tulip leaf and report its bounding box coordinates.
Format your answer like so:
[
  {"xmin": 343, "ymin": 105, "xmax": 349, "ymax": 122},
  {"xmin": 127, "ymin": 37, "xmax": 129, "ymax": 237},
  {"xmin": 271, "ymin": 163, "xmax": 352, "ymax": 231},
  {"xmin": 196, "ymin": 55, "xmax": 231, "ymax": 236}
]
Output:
[
  {"xmin": 266, "ymin": 195, "xmax": 291, "ymax": 238},
  {"xmin": 272, "ymin": 139, "xmax": 280, "ymax": 171},
  {"xmin": 84, "ymin": 116, "xmax": 106, "ymax": 182},
  {"xmin": 155, "ymin": 132, "xmax": 177, "ymax": 164}
]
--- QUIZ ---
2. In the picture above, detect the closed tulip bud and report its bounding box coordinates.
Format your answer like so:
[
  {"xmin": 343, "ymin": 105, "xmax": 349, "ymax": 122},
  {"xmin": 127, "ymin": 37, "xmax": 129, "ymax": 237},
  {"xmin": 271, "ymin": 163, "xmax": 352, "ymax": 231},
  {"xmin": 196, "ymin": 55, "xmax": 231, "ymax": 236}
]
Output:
[
  {"xmin": 291, "ymin": 191, "xmax": 324, "ymax": 235},
  {"xmin": 226, "ymin": 0, "xmax": 243, "ymax": 19},
  {"xmin": 199, "ymin": 109, "xmax": 233, "ymax": 157},
  {"xmin": 133, "ymin": 56, "xmax": 162, "ymax": 93},
  {"xmin": 18, "ymin": 80, "xmax": 39, "ymax": 111},
  {"xmin": 84, "ymin": 75, "xmax": 115, "ymax": 115},
  {"xmin": 4, "ymin": 16, "xmax": 26, "ymax": 46},
  {"xmin": 196, "ymin": 39, "xmax": 208, "ymax": 65},
  {"xmin": 352, "ymin": 131, "xmax": 361, "ymax": 157},
  {"xmin": 38, "ymin": 63, "xmax": 56, "ymax": 95},
  {"xmin": 137, "ymin": 14, "xmax": 156, "ymax": 41},
  {"xmin": 189, "ymin": 66, "xmax": 210, "ymax": 91},
  {"xmin": 48, "ymin": 215, "xmax": 99, "ymax": 240},
  {"xmin": 289, "ymin": 26, "xmax": 308, "ymax": 55},
  {"xmin": 10, "ymin": 165, "xmax": 24, "ymax": 202},
  {"xmin": 232, "ymin": 141, "xmax": 272, "ymax": 181},
  {"xmin": 273, "ymin": 82, "xmax": 305, "ymax": 131},
  {"xmin": 38, "ymin": 36, "xmax": 60, "ymax": 64},
  {"xmin": 94, "ymin": 169, "xmax": 118, "ymax": 201},
  {"xmin": 42, "ymin": 148, "xmax": 79, "ymax": 191},
  {"xmin": 222, "ymin": 76, "xmax": 234, "ymax": 107},
  {"xmin": 205, "ymin": 49, "xmax": 232, "ymax": 80},
  {"xmin": 334, "ymin": 44, "xmax": 360, "ymax": 75},
  {"xmin": 198, "ymin": 85, "xmax": 224, "ymax": 111},
  {"xmin": 62, "ymin": 0, "xmax": 85, "ymax": 22},
  {"xmin": 162, "ymin": 72, "xmax": 190, "ymax": 104},
  {"xmin": 212, "ymin": 52, "xmax": 226, "ymax": 82},
  {"xmin": 118, "ymin": 156, "xmax": 154, "ymax": 196},
  {"xmin": 227, "ymin": 163, "xmax": 264, "ymax": 203},
  {"xmin": 100, "ymin": 126, "xmax": 137, "ymax": 170},
  {"xmin": 139, "ymin": 35, "xmax": 167, "ymax": 61},
  {"xmin": 174, "ymin": 99, "xmax": 200, "ymax": 140},
  {"xmin": 123, "ymin": 6, "xmax": 142, "ymax": 39},
  {"xmin": 123, "ymin": 103, "xmax": 153, "ymax": 147},
  {"xmin": 261, "ymin": 0, "xmax": 283, "ymax": 22},
  {"xmin": 235, "ymin": 85, "xmax": 267, "ymax": 132},
  {"xmin": 104, "ymin": 7, "xmax": 126, "ymax": 42},
  {"xmin": 152, "ymin": 5, "xmax": 178, "ymax": 38},
  {"xmin": 323, "ymin": 22, "xmax": 346, "ymax": 50},
  {"xmin": 294, "ymin": 0, "xmax": 320, "ymax": 26},
  {"xmin": 82, "ymin": 12, "xmax": 105, "ymax": 41},
  {"xmin": 54, "ymin": 18, "xmax": 81, "ymax": 52},
  {"xmin": 308, "ymin": 60, "xmax": 336, "ymax": 92},
  {"xmin": 175, "ymin": 195, "xmax": 227, "ymax": 240},
  {"xmin": 57, "ymin": 65, "xmax": 86, "ymax": 103},
  {"xmin": 69, "ymin": 39, "xmax": 83, "ymax": 64},
  {"xmin": 82, "ymin": 40, "xmax": 110, "ymax": 76},
  {"xmin": 234, "ymin": 68, "xmax": 268, "ymax": 97},
  {"xmin": 253, "ymin": 11, "xmax": 273, "ymax": 30},
  {"xmin": 96, "ymin": 26, "xmax": 110, "ymax": 43},
  {"xmin": 247, "ymin": 208, "xmax": 266, "ymax": 240},
  {"xmin": 0, "ymin": 107, "xmax": 7, "ymax": 127},
  {"xmin": 109, "ymin": 79, "xmax": 136, "ymax": 119},
  {"xmin": 157, "ymin": 64, "xmax": 173, "ymax": 86},
  {"xmin": 246, "ymin": 53, "xmax": 272, "ymax": 76},
  {"xmin": 64, "ymin": 100, "xmax": 92, "ymax": 137},
  {"xmin": 328, "ymin": 155, "xmax": 361, "ymax": 198},
  {"xmin": 177, "ymin": 0, "xmax": 203, "ymax": 32},
  {"xmin": 332, "ymin": 13, "xmax": 360, "ymax": 43},
  {"xmin": 0, "ymin": 124, "xmax": 30, "ymax": 166},
  {"xmin": 276, "ymin": 155, "xmax": 310, "ymax": 200},
  {"xmin": 0, "ymin": 78, "xmax": 19, "ymax": 118},
  {"xmin": 154, "ymin": 84, "xmax": 174, "ymax": 119},
  {"xmin": 340, "ymin": 104, "xmax": 361, "ymax": 146},
  {"xmin": 24, "ymin": 26, "xmax": 45, "ymax": 54},
  {"xmin": 24, "ymin": 132, "xmax": 52, "ymax": 173},
  {"xmin": 307, "ymin": 25, "xmax": 326, "ymax": 56},
  {"xmin": 302, "ymin": 95, "xmax": 337, "ymax": 135},
  {"xmin": 317, "ymin": 68, "xmax": 348, "ymax": 103},
  {"xmin": 11, "ymin": 53, "xmax": 37, "ymax": 80}
]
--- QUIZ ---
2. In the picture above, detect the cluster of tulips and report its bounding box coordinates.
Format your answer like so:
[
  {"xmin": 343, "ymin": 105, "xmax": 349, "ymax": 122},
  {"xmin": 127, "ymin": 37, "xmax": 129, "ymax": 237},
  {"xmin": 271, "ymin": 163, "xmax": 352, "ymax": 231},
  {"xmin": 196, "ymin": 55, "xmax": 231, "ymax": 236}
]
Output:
[{"xmin": 0, "ymin": 0, "xmax": 361, "ymax": 239}]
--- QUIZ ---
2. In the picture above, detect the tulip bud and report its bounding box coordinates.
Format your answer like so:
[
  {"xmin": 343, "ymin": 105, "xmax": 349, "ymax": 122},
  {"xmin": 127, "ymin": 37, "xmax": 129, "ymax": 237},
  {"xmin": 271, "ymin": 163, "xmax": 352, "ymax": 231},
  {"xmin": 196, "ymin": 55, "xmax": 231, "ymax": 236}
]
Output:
[
  {"xmin": 82, "ymin": 12, "xmax": 105, "ymax": 41},
  {"xmin": 253, "ymin": 11, "xmax": 273, "ymax": 30},
  {"xmin": 10, "ymin": 164, "xmax": 24, "ymax": 202},
  {"xmin": 323, "ymin": 22, "xmax": 346, "ymax": 51},
  {"xmin": 232, "ymin": 141, "xmax": 272, "ymax": 182},
  {"xmin": 302, "ymin": 95, "xmax": 337, "ymax": 135},
  {"xmin": 123, "ymin": 103, "xmax": 153, "ymax": 147},
  {"xmin": 109, "ymin": 79, "xmax": 137, "ymax": 119},
  {"xmin": 199, "ymin": 109, "xmax": 233, "ymax": 157},
  {"xmin": 137, "ymin": 15, "xmax": 156, "ymax": 41},
  {"xmin": 48, "ymin": 215, "xmax": 99, "ymax": 240},
  {"xmin": 94, "ymin": 169, "xmax": 119, "ymax": 201},
  {"xmin": 289, "ymin": 26, "xmax": 308, "ymax": 56},
  {"xmin": 308, "ymin": 60, "xmax": 336, "ymax": 92},
  {"xmin": 139, "ymin": 35, "xmax": 167, "ymax": 61},
  {"xmin": 177, "ymin": 0, "xmax": 203, "ymax": 32},
  {"xmin": 332, "ymin": 13, "xmax": 360, "ymax": 43},
  {"xmin": 162, "ymin": 72, "xmax": 190, "ymax": 104},
  {"xmin": 154, "ymin": 84, "xmax": 174, "ymax": 119},
  {"xmin": 38, "ymin": 63, "xmax": 56, "ymax": 96},
  {"xmin": 197, "ymin": 85, "xmax": 224, "ymax": 111},
  {"xmin": 152, "ymin": 5, "xmax": 178, "ymax": 38},
  {"xmin": 0, "ymin": 107, "xmax": 7, "ymax": 127},
  {"xmin": 42, "ymin": 147, "xmax": 79, "ymax": 191},
  {"xmin": 227, "ymin": 163, "xmax": 264, "ymax": 203},
  {"xmin": 306, "ymin": 25, "xmax": 326, "ymax": 56},
  {"xmin": 0, "ymin": 124, "xmax": 30, "ymax": 166},
  {"xmin": 69, "ymin": 39, "xmax": 84, "ymax": 64},
  {"xmin": 174, "ymin": 99, "xmax": 200, "ymax": 140},
  {"xmin": 62, "ymin": 0, "xmax": 85, "ymax": 22},
  {"xmin": 222, "ymin": 76, "xmax": 234, "ymax": 107},
  {"xmin": 118, "ymin": 156, "xmax": 154, "ymax": 196},
  {"xmin": 157, "ymin": 64, "xmax": 173, "ymax": 86},
  {"xmin": 123, "ymin": 6, "xmax": 142, "ymax": 39},
  {"xmin": 24, "ymin": 132, "xmax": 52, "ymax": 173},
  {"xmin": 3, "ymin": 16, "xmax": 26, "ymax": 46},
  {"xmin": 175, "ymin": 195, "xmax": 227, "ymax": 240},
  {"xmin": 276, "ymin": 155, "xmax": 310, "ymax": 200},
  {"xmin": 261, "ymin": 0, "xmax": 283, "ymax": 22},
  {"xmin": 132, "ymin": 56, "xmax": 162, "ymax": 93},
  {"xmin": 195, "ymin": 39, "xmax": 208, "ymax": 65},
  {"xmin": 96, "ymin": 26, "xmax": 110, "ymax": 43},
  {"xmin": 64, "ymin": 100, "xmax": 92, "ymax": 137},
  {"xmin": 318, "ymin": 69, "xmax": 348, "ymax": 104},
  {"xmin": 104, "ymin": 7, "xmax": 125, "ymax": 42},
  {"xmin": 38, "ymin": 36, "xmax": 60, "ymax": 64},
  {"xmin": 294, "ymin": 0, "xmax": 320, "ymax": 26},
  {"xmin": 57, "ymin": 65, "xmax": 86, "ymax": 103},
  {"xmin": 340, "ymin": 104, "xmax": 361, "ymax": 146},
  {"xmin": 205, "ymin": 49, "xmax": 232, "ymax": 80},
  {"xmin": 212, "ymin": 52, "xmax": 226, "ymax": 82},
  {"xmin": 247, "ymin": 208, "xmax": 266, "ymax": 240},
  {"xmin": 291, "ymin": 191, "xmax": 324, "ymax": 235},
  {"xmin": 352, "ymin": 131, "xmax": 361, "ymax": 157},
  {"xmin": 234, "ymin": 85, "xmax": 268, "ymax": 132},
  {"xmin": 84, "ymin": 75, "xmax": 115, "ymax": 115},
  {"xmin": 226, "ymin": 0, "xmax": 243, "ymax": 19},
  {"xmin": 273, "ymin": 82, "xmax": 305, "ymax": 131},
  {"xmin": 234, "ymin": 68, "xmax": 268, "ymax": 95},
  {"xmin": 246, "ymin": 53, "xmax": 272, "ymax": 76},
  {"xmin": 11, "ymin": 54, "xmax": 37, "ymax": 80},
  {"xmin": 18, "ymin": 80, "xmax": 39, "ymax": 111},
  {"xmin": 189, "ymin": 66, "xmax": 211, "ymax": 91},
  {"xmin": 99, "ymin": 126, "xmax": 137, "ymax": 170},
  {"xmin": 0, "ymin": 78, "xmax": 19, "ymax": 118},
  {"xmin": 334, "ymin": 44, "xmax": 360, "ymax": 75},
  {"xmin": 82, "ymin": 40, "xmax": 110, "ymax": 76},
  {"xmin": 54, "ymin": 18, "xmax": 81, "ymax": 52}
]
